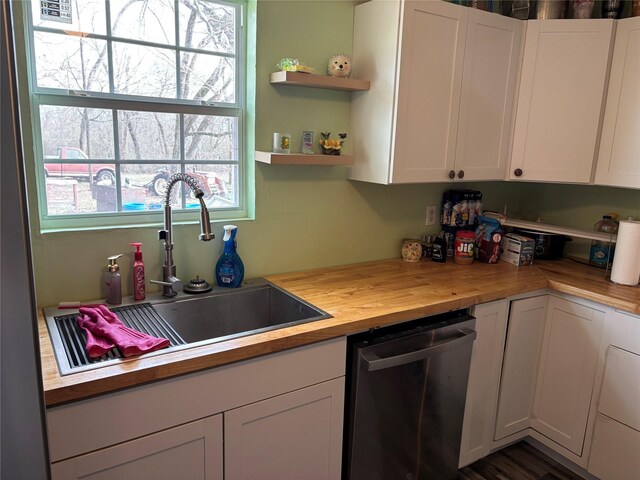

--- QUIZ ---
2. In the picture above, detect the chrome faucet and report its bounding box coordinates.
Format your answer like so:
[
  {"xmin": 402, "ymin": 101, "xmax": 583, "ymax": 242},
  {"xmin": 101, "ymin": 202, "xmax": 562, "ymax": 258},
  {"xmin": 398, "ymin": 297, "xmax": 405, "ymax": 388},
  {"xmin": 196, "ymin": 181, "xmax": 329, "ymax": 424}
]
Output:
[{"xmin": 150, "ymin": 173, "xmax": 215, "ymax": 297}]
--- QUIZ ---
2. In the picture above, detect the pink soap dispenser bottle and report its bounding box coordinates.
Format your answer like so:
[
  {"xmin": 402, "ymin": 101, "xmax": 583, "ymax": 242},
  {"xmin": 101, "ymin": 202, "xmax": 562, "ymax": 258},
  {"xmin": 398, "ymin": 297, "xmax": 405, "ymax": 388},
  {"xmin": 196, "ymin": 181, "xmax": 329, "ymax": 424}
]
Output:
[{"xmin": 129, "ymin": 242, "xmax": 145, "ymax": 301}]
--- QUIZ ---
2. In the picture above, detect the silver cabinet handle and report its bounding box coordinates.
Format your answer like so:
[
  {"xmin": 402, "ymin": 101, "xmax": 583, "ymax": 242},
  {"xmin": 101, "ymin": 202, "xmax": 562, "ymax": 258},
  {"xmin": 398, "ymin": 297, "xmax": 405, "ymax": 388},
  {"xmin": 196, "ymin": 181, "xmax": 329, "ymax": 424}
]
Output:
[{"xmin": 361, "ymin": 327, "xmax": 477, "ymax": 372}]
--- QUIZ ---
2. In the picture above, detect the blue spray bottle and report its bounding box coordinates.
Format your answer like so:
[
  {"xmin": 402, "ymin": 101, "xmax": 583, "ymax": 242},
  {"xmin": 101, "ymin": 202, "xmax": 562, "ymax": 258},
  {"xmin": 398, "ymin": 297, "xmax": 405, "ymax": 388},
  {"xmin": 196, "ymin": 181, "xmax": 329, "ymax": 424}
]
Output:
[{"xmin": 215, "ymin": 225, "xmax": 244, "ymax": 288}]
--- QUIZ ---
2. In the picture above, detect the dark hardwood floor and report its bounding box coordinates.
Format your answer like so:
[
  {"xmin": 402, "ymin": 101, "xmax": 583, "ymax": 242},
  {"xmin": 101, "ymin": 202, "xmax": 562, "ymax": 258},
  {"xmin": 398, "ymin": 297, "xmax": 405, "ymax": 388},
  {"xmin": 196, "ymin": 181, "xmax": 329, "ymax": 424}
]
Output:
[{"xmin": 458, "ymin": 442, "xmax": 584, "ymax": 480}]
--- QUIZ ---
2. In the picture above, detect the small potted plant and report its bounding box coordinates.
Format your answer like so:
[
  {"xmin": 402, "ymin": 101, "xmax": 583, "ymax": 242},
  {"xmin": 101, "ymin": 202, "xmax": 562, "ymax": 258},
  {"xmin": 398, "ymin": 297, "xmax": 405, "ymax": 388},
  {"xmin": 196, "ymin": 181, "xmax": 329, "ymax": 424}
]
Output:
[{"xmin": 319, "ymin": 132, "xmax": 347, "ymax": 155}]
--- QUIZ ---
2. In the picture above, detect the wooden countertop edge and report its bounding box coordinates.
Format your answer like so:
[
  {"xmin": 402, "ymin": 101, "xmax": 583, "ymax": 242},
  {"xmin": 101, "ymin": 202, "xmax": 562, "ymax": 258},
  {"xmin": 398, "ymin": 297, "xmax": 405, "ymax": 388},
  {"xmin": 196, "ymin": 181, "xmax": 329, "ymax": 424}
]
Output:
[
  {"xmin": 40, "ymin": 259, "xmax": 638, "ymax": 406},
  {"xmin": 546, "ymin": 279, "xmax": 640, "ymax": 314}
]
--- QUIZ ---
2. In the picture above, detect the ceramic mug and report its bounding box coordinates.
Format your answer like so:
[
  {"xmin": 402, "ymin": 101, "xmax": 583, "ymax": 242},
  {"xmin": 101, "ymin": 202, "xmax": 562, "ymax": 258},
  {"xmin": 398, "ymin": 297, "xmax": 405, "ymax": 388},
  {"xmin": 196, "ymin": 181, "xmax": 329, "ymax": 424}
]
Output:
[{"xmin": 401, "ymin": 239, "xmax": 423, "ymax": 262}]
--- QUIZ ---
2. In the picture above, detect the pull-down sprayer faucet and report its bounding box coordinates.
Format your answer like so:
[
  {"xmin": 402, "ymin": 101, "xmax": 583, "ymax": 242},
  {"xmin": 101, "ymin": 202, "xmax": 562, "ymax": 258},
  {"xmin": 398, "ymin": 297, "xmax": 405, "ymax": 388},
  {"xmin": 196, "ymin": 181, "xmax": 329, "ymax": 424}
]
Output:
[{"xmin": 150, "ymin": 173, "xmax": 214, "ymax": 297}]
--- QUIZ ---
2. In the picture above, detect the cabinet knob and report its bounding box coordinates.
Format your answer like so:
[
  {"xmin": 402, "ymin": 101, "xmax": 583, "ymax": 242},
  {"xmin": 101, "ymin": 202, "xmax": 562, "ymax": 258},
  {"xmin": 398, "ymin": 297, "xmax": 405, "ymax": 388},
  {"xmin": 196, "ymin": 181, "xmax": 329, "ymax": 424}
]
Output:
[
  {"xmin": 448, "ymin": 170, "xmax": 456, "ymax": 179},
  {"xmin": 457, "ymin": 170, "xmax": 465, "ymax": 179},
  {"xmin": 514, "ymin": 168, "xmax": 523, "ymax": 177}
]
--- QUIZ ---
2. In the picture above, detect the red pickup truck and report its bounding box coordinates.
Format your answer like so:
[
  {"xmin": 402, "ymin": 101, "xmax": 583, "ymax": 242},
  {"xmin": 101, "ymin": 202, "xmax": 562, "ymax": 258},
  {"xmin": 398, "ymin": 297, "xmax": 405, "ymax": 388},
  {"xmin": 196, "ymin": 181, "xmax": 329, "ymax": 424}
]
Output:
[{"xmin": 44, "ymin": 147, "xmax": 116, "ymax": 185}]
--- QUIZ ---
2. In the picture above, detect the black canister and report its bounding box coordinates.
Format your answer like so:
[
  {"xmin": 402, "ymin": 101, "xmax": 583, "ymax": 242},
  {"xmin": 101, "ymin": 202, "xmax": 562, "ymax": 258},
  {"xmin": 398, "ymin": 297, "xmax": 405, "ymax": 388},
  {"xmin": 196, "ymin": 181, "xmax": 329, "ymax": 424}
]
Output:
[{"xmin": 432, "ymin": 237, "xmax": 447, "ymax": 263}]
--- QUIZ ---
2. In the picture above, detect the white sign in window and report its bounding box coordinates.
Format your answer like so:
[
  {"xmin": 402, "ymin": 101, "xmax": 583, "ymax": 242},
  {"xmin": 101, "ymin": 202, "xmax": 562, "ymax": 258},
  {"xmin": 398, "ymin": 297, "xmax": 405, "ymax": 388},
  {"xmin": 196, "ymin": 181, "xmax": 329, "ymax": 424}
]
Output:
[{"xmin": 40, "ymin": 0, "xmax": 72, "ymax": 24}]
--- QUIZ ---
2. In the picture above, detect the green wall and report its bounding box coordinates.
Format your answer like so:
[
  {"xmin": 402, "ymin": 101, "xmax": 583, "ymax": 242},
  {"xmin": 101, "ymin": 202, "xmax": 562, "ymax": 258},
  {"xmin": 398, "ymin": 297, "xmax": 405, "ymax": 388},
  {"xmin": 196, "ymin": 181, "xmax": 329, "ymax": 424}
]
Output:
[{"xmin": 21, "ymin": 1, "xmax": 640, "ymax": 307}]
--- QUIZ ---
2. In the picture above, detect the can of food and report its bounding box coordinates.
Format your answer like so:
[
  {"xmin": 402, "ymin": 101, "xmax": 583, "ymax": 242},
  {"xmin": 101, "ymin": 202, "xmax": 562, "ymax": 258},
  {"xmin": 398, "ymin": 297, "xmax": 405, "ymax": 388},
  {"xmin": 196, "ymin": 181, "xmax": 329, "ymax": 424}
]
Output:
[{"xmin": 454, "ymin": 231, "xmax": 475, "ymax": 265}]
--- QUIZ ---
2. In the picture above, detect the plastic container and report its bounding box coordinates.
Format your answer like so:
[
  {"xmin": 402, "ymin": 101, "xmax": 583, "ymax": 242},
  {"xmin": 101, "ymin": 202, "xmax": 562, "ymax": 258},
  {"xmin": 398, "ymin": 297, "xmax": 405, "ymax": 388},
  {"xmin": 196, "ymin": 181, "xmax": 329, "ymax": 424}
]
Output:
[
  {"xmin": 454, "ymin": 231, "xmax": 475, "ymax": 265},
  {"xmin": 129, "ymin": 242, "xmax": 145, "ymax": 301},
  {"xmin": 105, "ymin": 254, "xmax": 123, "ymax": 305},
  {"xmin": 215, "ymin": 225, "xmax": 245, "ymax": 288},
  {"xmin": 589, "ymin": 215, "xmax": 618, "ymax": 268}
]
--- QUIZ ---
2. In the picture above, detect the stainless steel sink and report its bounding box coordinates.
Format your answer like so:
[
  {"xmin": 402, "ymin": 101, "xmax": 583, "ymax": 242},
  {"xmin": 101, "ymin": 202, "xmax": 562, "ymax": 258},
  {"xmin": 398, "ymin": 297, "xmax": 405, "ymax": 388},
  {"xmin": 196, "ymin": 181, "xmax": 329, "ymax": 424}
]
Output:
[
  {"xmin": 152, "ymin": 281, "xmax": 331, "ymax": 344},
  {"xmin": 44, "ymin": 280, "xmax": 331, "ymax": 375}
]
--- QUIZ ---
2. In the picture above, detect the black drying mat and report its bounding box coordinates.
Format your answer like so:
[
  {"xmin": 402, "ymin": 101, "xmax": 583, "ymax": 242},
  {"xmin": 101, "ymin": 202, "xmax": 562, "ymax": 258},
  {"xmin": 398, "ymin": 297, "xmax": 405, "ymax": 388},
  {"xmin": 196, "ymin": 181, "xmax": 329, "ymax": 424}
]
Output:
[{"xmin": 53, "ymin": 303, "xmax": 186, "ymax": 371}]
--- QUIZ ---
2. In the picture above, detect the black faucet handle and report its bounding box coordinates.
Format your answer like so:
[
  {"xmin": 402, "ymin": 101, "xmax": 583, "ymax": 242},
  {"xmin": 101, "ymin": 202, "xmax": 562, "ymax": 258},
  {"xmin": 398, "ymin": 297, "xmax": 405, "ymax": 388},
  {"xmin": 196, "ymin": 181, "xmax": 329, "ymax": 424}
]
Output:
[{"xmin": 158, "ymin": 229, "xmax": 168, "ymax": 241}]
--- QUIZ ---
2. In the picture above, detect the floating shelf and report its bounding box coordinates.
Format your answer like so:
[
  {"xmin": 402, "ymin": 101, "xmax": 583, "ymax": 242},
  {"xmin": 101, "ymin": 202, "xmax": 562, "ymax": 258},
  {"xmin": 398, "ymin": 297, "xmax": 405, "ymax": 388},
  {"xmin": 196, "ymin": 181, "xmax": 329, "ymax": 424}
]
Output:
[
  {"xmin": 269, "ymin": 71, "xmax": 370, "ymax": 92},
  {"xmin": 484, "ymin": 213, "xmax": 617, "ymax": 243},
  {"xmin": 255, "ymin": 151, "xmax": 354, "ymax": 166}
]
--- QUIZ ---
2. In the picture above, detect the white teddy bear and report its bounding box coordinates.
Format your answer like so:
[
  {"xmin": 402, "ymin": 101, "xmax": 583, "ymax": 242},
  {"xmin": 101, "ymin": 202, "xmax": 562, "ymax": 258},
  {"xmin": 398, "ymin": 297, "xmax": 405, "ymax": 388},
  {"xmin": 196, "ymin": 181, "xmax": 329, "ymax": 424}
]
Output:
[{"xmin": 327, "ymin": 54, "xmax": 351, "ymax": 78}]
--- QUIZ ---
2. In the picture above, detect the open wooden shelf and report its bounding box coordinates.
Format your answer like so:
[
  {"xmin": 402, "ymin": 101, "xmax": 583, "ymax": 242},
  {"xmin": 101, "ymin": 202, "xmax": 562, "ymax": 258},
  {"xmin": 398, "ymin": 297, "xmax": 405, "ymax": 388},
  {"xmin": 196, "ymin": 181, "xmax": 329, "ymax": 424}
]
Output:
[
  {"xmin": 269, "ymin": 71, "xmax": 370, "ymax": 92},
  {"xmin": 255, "ymin": 151, "xmax": 354, "ymax": 166}
]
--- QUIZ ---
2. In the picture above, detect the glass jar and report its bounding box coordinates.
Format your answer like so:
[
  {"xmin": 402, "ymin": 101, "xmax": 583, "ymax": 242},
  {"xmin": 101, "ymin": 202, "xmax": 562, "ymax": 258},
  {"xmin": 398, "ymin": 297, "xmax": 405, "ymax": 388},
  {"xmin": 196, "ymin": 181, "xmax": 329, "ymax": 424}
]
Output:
[{"xmin": 454, "ymin": 231, "xmax": 475, "ymax": 265}]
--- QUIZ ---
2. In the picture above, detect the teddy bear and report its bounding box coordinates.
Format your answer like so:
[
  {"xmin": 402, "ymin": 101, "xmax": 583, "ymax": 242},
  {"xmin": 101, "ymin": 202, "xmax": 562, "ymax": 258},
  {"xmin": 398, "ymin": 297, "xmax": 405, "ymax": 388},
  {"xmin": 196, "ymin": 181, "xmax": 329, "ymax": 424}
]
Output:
[{"xmin": 327, "ymin": 54, "xmax": 351, "ymax": 78}]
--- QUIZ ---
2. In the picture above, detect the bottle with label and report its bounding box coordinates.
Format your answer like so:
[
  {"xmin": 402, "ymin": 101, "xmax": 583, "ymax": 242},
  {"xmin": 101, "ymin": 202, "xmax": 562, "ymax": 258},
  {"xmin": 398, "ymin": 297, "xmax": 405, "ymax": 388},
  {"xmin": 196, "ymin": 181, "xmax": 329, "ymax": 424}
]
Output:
[
  {"xmin": 215, "ymin": 225, "xmax": 245, "ymax": 288},
  {"xmin": 589, "ymin": 215, "xmax": 618, "ymax": 268},
  {"xmin": 105, "ymin": 254, "xmax": 123, "ymax": 305},
  {"xmin": 432, "ymin": 236, "xmax": 447, "ymax": 263},
  {"xmin": 129, "ymin": 242, "xmax": 145, "ymax": 301}
]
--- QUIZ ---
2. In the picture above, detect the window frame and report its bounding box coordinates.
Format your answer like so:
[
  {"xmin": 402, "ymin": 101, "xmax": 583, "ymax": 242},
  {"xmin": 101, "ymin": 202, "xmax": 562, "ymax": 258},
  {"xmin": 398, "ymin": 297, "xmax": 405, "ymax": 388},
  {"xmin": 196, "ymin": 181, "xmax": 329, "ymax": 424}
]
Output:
[{"xmin": 23, "ymin": 0, "xmax": 248, "ymax": 232}]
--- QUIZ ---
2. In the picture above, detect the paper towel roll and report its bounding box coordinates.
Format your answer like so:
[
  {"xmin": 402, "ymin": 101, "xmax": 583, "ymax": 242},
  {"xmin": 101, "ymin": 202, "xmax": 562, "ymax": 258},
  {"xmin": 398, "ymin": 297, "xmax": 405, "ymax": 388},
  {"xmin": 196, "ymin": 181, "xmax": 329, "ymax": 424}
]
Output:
[{"xmin": 610, "ymin": 220, "xmax": 640, "ymax": 286}]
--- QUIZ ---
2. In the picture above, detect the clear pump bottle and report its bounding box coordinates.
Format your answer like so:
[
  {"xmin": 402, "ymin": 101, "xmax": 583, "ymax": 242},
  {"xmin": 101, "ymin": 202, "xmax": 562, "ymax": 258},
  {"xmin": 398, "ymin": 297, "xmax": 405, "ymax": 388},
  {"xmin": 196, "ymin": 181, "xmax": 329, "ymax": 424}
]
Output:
[{"xmin": 105, "ymin": 254, "xmax": 123, "ymax": 304}]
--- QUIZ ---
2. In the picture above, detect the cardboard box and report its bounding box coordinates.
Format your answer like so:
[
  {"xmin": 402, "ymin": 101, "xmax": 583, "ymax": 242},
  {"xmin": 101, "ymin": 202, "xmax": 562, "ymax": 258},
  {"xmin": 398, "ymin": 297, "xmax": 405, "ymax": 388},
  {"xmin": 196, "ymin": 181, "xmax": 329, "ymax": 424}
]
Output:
[{"xmin": 501, "ymin": 233, "xmax": 535, "ymax": 266}]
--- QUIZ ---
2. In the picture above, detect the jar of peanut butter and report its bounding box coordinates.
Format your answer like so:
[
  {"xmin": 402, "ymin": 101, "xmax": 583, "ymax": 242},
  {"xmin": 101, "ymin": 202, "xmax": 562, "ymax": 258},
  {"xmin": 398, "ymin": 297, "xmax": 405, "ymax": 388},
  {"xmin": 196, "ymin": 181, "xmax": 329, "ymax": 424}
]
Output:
[{"xmin": 454, "ymin": 231, "xmax": 475, "ymax": 265}]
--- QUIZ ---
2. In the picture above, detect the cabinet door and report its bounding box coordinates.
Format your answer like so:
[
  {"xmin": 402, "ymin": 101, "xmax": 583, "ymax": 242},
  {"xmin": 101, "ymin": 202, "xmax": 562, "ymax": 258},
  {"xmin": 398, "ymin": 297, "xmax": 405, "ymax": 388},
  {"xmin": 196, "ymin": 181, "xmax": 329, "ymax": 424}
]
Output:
[
  {"xmin": 391, "ymin": 0, "xmax": 466, "ymax": 183},
  {"xmin": 595, "ymin": 17, "xmax": 640, "ymax": 189},
  {"xmin": 51, "ymin": 415, "xmax": 223, "ymax": 480},
  {"xmin": 588, "ymin": 414, "xmax": 640, "ymax": 480},
  {"xmin": 459, "ymin": 300, "xmax": 509, "ymax": 467},
  {"xmin": 225, "ymin": 377, "xmax": 344, "ymax": 480},
  {"xmin": 510, "ymin": 20, "xmax": 614, "ymax": 183},
  {"xmin": 454, "ymin": 9, "xmax": 523, "ymax": 182},
  {"xmin": 531, "ymin": 296, "xmax": 604, "ymax": 456},
  {"xmin": 494, "ymin": 295, "xmax": 548, "ymax": 440}
]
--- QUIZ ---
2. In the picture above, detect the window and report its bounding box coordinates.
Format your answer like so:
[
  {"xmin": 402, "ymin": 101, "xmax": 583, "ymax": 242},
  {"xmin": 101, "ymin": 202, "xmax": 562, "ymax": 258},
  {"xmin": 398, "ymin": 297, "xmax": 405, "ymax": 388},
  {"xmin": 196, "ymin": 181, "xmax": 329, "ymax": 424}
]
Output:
[{"xmin": 24, "ymin": 0, "xmax": 246, "ymax": 229}]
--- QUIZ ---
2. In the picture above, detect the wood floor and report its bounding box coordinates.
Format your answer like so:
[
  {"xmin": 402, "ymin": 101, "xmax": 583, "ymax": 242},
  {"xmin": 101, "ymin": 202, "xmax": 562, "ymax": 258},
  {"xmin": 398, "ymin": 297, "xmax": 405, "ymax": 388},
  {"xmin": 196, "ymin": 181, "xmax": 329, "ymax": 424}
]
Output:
[{"xmin": 458, "ymin": 442, "xmax": 584, "ymax": 480}]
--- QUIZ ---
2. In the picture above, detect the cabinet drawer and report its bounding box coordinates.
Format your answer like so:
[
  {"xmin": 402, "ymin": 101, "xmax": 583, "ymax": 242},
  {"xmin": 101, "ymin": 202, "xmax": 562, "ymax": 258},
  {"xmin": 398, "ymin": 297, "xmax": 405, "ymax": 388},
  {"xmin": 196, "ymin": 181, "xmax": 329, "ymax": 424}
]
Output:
[
  {"xmin": 599, "ymin": 346, "xmax": 640, "ymax": 430},
  {"xmin": 609, "ymin": 310, "xmax": 640, "ymax": 355},
  {"xmin": 588, "ymin": 414, "xmax": 640, "ymax": 480}
]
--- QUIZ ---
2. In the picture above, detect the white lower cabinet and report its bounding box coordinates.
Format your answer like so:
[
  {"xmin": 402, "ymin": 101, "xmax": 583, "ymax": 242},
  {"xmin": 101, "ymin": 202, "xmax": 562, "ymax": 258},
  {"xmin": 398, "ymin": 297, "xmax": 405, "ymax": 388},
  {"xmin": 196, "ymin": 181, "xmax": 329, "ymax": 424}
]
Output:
[
  {"xmin": 51, "ymin": 415, "xmax": 223, "ymax": 480},
  {"xmin": 588, "ymin": 309, "xmax": 640, "ymax": 479},
  {"xmin": 531, "ymin": 296, "xmax": 604, "ymax": 455},
  {"xmin": 225, "ymin": 378, "xmax": 344, "ymax": 480},
  {"xmin": 588, "ymin": 414, "xmax": 640, "ymax": 480},
  {"xmin": 459, "ymin": 300, "xmax": 509, "ymax": 467},
  {"xmin": 494, "ymin": 295, "xmax": 548, "ymax": 440},
  {"xmin": 48, "ymin": 338, "xmax": 346, "ymax": 480}
]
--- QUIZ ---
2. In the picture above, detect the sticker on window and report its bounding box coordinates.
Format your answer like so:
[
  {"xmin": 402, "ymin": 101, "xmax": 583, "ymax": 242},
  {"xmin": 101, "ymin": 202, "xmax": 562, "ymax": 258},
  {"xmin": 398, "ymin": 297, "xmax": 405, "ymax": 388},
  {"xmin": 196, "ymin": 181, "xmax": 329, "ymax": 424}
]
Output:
[{"xmin": 40, "ymin": 0, "xmax": 72, "ymax": 24}]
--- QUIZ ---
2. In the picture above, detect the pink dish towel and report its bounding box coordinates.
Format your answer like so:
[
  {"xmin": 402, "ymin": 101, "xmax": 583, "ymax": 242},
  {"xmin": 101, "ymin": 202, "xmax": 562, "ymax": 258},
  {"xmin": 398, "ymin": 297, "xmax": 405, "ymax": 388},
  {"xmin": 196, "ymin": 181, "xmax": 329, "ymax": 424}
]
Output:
[{"xmin": 76, "ymin": 305, "xmax": 170, "ymax": 358}]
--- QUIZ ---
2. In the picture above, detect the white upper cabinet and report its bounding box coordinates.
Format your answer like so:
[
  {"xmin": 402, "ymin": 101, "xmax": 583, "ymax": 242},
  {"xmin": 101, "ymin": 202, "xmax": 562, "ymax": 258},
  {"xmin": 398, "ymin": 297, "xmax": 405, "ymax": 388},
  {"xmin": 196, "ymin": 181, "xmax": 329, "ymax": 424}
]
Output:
[
  {"xmin": 454, "ymin": 9, "xmax": 523, "ymax": 181},
  {"xmin": 509, "ymin": 19, "xmax": 615, "ymax": 183},
  {"xmin": 349, "ymin": 0, "xmax": 522, "ymax": 184},
  {"xmin": 595, "ymin": 16, "xmax": 640, "ymax": 190}
]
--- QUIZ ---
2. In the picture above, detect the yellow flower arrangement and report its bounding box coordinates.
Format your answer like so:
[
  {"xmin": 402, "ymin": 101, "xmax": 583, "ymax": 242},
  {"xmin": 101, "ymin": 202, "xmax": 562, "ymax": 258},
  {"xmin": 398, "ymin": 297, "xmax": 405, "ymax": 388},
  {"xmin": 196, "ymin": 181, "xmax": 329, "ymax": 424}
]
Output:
[{"xmin": 319, "ymin": 132, "xmax": 347, "ymax": 155}]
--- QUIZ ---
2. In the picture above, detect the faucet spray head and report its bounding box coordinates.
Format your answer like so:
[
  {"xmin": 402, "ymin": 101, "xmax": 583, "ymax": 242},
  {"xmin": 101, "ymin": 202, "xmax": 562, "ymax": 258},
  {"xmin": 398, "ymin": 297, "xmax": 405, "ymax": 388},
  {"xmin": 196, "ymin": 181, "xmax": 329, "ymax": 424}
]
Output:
[{"xmin": 197, "ymin": 194, "xmax": 215, "ymax": 241}]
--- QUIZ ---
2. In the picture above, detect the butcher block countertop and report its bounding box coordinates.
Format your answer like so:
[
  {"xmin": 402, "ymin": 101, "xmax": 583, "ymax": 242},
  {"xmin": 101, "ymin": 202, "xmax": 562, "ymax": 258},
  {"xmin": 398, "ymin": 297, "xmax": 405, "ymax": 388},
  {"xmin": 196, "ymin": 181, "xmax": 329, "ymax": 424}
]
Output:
[{"xmin": 39, "ymin": 258, "xmax": 640, "ymax": 406}]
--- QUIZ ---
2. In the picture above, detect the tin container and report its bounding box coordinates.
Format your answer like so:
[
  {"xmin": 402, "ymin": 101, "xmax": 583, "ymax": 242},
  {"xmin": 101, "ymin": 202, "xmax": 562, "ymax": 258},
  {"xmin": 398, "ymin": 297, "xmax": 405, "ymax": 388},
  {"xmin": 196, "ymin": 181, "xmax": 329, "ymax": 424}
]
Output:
[{"xmin": 401, "ymin": 239, "xmax": 423, "ymax": 262}]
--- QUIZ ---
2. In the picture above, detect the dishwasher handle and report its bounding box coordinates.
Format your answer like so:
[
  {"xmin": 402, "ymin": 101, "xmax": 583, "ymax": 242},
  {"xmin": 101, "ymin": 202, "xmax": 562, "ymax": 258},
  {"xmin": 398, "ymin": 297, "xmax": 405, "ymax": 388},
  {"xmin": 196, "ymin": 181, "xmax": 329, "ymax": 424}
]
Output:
[{"xmin": 361, "ymin": 327, "xmax": 477, "ymax": 372}]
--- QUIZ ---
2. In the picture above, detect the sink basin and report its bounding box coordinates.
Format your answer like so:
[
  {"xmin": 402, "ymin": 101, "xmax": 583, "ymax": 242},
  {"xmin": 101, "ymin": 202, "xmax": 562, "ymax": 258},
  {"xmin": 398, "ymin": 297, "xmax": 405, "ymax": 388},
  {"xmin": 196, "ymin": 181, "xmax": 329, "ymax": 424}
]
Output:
[
  {"xmin": 44, "ymin": 280, "xmax": 331, "ymax": 375},
  {"xmin": 152, "ymin": 281, "xmax": 331, "ymax": 344}
]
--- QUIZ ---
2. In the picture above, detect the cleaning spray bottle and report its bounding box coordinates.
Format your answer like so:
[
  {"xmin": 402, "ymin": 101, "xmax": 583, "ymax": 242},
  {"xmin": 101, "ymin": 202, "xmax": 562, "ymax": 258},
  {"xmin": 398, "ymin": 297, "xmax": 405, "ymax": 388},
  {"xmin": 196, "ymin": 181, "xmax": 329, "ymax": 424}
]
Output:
[
  {"xmin": 129, "ymin": 242, "xmax": 145, "ymax": 301},
  {"xmin": 215, "ymin": 225, "xmax": 244, "ymax": 288}
]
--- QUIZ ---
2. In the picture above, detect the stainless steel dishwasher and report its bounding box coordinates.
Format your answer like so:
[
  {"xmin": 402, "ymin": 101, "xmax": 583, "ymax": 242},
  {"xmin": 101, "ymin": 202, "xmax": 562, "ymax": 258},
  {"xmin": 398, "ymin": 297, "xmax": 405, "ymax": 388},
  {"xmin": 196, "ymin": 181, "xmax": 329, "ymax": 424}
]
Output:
[{"xmin": 344, "ymin": 309, "xmax": 476, "ymax": 480}]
